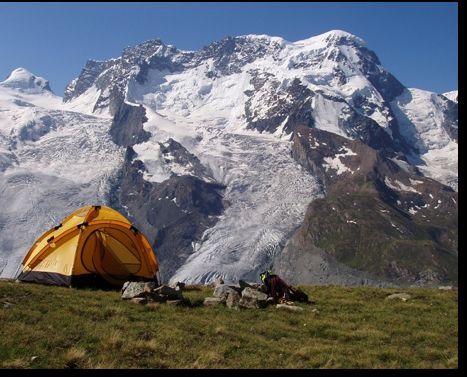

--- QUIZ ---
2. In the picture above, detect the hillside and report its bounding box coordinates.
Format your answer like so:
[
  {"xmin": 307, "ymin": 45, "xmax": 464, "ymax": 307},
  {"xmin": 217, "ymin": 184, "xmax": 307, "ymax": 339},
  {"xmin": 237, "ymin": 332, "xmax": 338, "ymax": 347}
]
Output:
[{"xmin": 0, "ymin": 280, "xmax": 458, "ymax": 368}]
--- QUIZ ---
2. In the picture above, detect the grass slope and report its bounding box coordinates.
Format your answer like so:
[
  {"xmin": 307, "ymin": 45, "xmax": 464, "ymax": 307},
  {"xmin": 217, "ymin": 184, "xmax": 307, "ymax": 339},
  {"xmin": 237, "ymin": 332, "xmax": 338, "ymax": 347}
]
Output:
[{"xmin": 0, "ymin": 279, "xmax": 458, "ymax": 369}]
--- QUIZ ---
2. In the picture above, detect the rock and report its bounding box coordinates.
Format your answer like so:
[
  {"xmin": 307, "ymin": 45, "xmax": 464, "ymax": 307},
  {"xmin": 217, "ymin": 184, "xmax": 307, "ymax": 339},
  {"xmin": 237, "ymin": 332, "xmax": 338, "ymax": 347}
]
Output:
[
  {"xmin": 438, "ymin": 286, "xmax": 454, "ymax": 290},
  {"xmin": 276, "ymin": 304, "xmax": 304, "ymax": 312},
  {"xmin": 130, "ymin": 297, "xmax": 148, "ymax": 305},
  {"xmin": 239, "ymin": 280, "xmax": 261, "ymax": 290},
  {"xmin": 30, "ymin": 356, "xmax": 39, "ymax": 362},
  {"xmin": 3, "ymin": 302, "xmax": 14, "ymax": 309},
  {"xmin": 385, "ymin": 293, "xmax": 411, "ymax": 301},
  {"xmin": 213, "ymin": 278, "xmax": 224, "ymax": 288},
  {"xmin": 226, "ymin": 291, "xmax": 241, "ymax": 309},
  {"xmin": 213, "ymin": 284, "xmax": 237, "ymax": 302},
  {"xmin": 238, "ymin": 287, "xmax": 268, "ymax": 309},
  {"xmin": 121, "ymin": 281, "xmax": 156, "ymax": 300},
  {"xmin": 203, "ymin": 297, "xmax": 224, "ymax": 307}
]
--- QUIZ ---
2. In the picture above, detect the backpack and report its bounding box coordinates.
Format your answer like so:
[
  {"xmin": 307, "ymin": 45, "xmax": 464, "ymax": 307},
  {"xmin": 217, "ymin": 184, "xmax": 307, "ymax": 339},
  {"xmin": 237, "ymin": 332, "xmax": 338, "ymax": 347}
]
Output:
[{"xmin": 288, "ymin": 286, "xmax": 310, "ymax": 303}]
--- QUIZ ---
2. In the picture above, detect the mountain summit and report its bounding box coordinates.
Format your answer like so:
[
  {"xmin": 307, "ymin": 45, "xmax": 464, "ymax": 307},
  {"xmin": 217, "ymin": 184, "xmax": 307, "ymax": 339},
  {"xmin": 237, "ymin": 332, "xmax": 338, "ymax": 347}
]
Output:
[{"xmin": 0, "ymin": 68, "xmax": 53, "ymax": 93}]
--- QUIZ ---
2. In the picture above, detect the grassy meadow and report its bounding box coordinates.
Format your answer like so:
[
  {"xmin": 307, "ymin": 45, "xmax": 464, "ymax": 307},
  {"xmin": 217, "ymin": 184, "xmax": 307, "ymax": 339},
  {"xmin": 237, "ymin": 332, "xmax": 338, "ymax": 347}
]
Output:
[{"xmin": 0, "ymin": 279, "xmax": 458, "ymax": 369}]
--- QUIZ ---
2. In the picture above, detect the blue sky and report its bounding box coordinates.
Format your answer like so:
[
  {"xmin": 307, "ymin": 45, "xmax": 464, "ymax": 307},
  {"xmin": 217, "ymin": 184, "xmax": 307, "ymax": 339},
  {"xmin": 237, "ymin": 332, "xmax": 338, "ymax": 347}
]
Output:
[{"xmin": 0, "ymin": 2, "xmax": 458, "ymax": 95}]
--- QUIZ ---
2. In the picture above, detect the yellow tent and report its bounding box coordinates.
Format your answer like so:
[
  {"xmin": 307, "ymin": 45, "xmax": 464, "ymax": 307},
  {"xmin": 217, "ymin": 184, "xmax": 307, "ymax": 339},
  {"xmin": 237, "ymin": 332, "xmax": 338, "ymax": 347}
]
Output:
[{"xmin": 18, "ymin": 205, "xmax": 158, "ymax": 287}]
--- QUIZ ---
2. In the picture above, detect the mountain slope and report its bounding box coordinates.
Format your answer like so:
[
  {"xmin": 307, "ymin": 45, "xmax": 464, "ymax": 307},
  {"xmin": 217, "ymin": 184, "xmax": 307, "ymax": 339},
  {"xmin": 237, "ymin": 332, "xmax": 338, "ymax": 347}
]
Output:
[
  {"xmin": 0, "ymin": 30, "xmax": 458, "ymax": 285},
  {"xmin": 0, "ymin": 76, "xmax": 123, "ymax": 277}
]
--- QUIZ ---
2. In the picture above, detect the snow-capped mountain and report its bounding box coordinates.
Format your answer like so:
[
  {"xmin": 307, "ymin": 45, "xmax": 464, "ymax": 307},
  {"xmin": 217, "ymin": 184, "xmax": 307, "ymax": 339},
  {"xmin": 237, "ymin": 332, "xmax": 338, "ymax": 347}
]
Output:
[
  {"xmin": 0, "ymin": 68, "xmax": 53, "ymax": 93},
  {"xmin": 0, "ymin": 69, "xmax": 123, "ymax": 278},
  {"xmin": 0, "ymin": 30, "xmax": 458, "ymax": 286},
  {"xmin": 442, "ymin": 90, "xmax": 458, "ymax": 103}
]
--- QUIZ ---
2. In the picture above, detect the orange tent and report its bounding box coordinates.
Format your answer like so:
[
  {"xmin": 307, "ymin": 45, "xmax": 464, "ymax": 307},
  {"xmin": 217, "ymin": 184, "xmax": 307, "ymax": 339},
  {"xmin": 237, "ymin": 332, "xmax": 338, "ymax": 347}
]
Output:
[{"xmin": 18, "ymin": 205, "xmax": 158, "ymax": 287}]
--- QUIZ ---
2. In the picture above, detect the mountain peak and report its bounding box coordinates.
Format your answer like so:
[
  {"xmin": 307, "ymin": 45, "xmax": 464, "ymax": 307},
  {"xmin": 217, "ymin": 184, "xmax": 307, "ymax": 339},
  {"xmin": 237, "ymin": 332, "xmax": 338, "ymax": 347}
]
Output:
[
  {"xmin": 297, "ymin": 29, "xmax": 366, "ymax": 47},
  {"xmin": 0, "ymin": 67, "xmax": 53, "ymax": 93}
]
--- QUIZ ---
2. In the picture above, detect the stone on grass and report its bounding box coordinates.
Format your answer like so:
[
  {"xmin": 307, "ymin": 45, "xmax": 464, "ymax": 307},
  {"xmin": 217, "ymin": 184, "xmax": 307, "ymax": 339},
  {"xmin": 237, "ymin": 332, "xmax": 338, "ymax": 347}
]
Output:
[
  {"xmin": 239, "ymin": 280, "xmax": 261, "ymax": 290},
  {"xmin": 238, "ymin": 287, "xmax": 268, "ymax": 309},
  {"xmin": 276, "ymin": 304, "xmax": 304, "ymax": 312},
  {"xmin": 203, "ymin": 297, "xmax": 224, "ymax": 307},
  {"xmin": 385, "ymin": 293, "xmax": 411, "ymax": 301},
  {"xmin": 226, "ymin": 291, "xmax": 241, "ymax": 309},
  {"xmin": 213, "ymin": 284, "xmax": 237, "ymax": 302},
  {"xmin": 121, "ymin": 281, "xmax": 156, "ymax": 300}
]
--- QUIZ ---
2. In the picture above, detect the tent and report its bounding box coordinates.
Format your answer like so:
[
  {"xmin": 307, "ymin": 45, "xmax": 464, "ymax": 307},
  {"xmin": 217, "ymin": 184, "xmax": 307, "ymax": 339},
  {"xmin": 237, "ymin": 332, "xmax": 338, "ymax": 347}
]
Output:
[{"xmin": 17, "ymin": 205, "xmax": 159, "ymax": 287}]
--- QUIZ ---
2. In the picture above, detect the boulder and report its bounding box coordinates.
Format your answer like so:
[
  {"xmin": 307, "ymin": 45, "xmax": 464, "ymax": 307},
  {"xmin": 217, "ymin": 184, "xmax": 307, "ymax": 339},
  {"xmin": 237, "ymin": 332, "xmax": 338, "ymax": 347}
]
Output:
[
  {"xmin": 213, "ymin": 278, "xmax": 225, "ymax": 288},
  {"xmin": 121, "ymin": 281, "xmax": 156, "ymax": 300},
  {"xmin": 238, "ymin": 287, "xmax": 268, "ymax": 309},
  {"xmin": 213, "ymin": 284, "xmax": 237, "ymax": 302},
  {"xmin": 239, "ymin": 280, "xmax": 261, "ymax": 290},
  {"xmin": 226, "ymin": 291, "xmax": 241, "ymax": 309},
  {"xmin": 276, "ymin": 304, "xmax": 304, "ymax": 312},
  {"xmin": 385, "ymin": 293, "xmax": 411, "ymax": 301},
  {"xmin": 438, "ymin": 286, "xmax": 454, "ymax": 290},
  {"xmin": 203, "ymin": 297, "xmax": 224, "ymax": 307}
]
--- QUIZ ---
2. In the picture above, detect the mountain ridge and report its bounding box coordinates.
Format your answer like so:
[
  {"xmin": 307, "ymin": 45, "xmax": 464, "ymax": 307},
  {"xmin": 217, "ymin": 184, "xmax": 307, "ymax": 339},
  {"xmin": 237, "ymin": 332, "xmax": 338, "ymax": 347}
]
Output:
[{"xmin": 0, "ymin": 30, "xmax": 458, "ymax": 286}]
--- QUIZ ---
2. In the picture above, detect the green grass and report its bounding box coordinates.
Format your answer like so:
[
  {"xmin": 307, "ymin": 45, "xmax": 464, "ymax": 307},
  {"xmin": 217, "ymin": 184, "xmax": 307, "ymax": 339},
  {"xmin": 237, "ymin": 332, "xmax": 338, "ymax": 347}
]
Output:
[{"xmin": 0, "ymin": 279, "xmax": 458, "ymax": 369}]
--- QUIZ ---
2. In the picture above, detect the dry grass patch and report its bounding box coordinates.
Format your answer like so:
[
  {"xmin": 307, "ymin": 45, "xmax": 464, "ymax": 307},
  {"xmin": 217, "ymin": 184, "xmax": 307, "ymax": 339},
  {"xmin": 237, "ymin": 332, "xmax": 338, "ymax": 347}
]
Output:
[
  {"xmin": 63, "ymin": 346, "xmax": 88, "ymax": 369},
  {"xmin": 1, "ymin": 358, "xmax": 29, "ymax": 369}
]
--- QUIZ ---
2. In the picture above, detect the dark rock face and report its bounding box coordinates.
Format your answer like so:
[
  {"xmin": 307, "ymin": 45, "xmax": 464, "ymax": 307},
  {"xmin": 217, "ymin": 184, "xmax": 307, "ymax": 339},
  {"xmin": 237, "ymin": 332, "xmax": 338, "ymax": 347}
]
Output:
[
  {"xmin": 439, "ymin": 96, "xmax": 458, "ymax": 142},
  {"xmin": 64, "ymin": 40, "xmax": 189, "ymax": 115},
  {"xmin": 63, "ymin": 60, "xmax": 112, "ymax": 102},
  {"xmin": 108, "ymin": 143, "xmax": 225, "ymax": 283},
  {"xmin": 356, "ymin": 47, "xmax": 405, "ymax": 102},
  {"xmin": 245, "ymin": 77, "xmax": 315, "ymax": 134},
  {"xmin": 109, "ymin": 102, "xmax": 150, "ymax": 147},
  {"xmin": 277, "ymin": 125, "xmax": 458, "ymax": 286},
  {"xmin": 198, "ymin": 36, "xmax": 283, "ymax": 78}
]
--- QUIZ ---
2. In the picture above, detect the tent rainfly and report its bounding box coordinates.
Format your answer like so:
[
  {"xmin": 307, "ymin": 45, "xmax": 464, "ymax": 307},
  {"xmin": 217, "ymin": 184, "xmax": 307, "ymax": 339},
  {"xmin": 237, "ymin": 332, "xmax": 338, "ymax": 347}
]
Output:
[{"xmin": 17, "ymin": 205, "xmax": 159, "ymax": 287}]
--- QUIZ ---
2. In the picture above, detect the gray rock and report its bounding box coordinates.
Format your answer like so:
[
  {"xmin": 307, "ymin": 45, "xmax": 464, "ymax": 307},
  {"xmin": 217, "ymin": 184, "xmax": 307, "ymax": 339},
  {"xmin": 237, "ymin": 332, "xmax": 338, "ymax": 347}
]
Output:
[
  {"xmin": 239, "ymin": 280, "xmax": 261, "ymax": 291},
  {"xmin": 385, "ymin": 293, "xmax": 411, "ymax": 301},
  {"xmin": 3, "ymin": 302, "xmax": 14, "ymax": 309},
  {"xmin": 121, "ymin": 281, "xmax": 156, "ymax": 300},
  {"xmin": 226, "ymin": 291, "xmax": 241, "ymax": 309},
  {"xmin": 438, "ymin": 286, "xmax": 455, "ymax": 290},
  {"xmin": 213, "ymin": 284, "xmax": 237, "ymax": 302},
  {"xmin": 203, "ymin": 297, "xmax": 224, "ymax": 307},
  {"xmin": 276, "ymin": 304, "xmax": 304, "ymax": 312},
  {"xmin": 238, "ymin": 287, "xmax": 268, "ymax": 309},
  {"xmin": 213, "ymin": 278, "xmax": 224, "ymax": 287}
]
